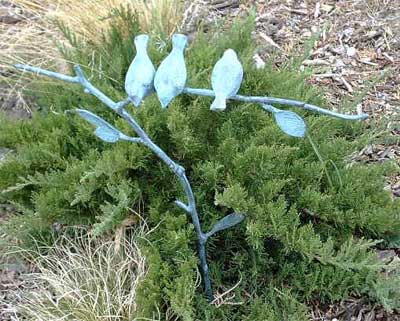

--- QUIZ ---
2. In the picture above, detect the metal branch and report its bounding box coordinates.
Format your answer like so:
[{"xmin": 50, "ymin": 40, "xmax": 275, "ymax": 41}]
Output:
[
  {"xmin": 14, "ymin": 64, "xmax": 79, "ymax": 83},
  {"xmin": 15, "ymin": 64, "xmax": 120, "ymax": 111},
  {"xmin": 14, "ymin": 62, "xmax": 367, "ymax": 302},
  {"xmin": 119, "ymin": 135, "xmax": 143, "ymax": 144},
  {"xmin": 14, "ymin": 63, "xmax": 214, "ymax": 301},
  {"xmin": 15, "ymin": 64, "xmax": 367, "ymax": 121},
  {"xmin": 183, "ymin": 87, "xmax": 368, "ymax": 121}
]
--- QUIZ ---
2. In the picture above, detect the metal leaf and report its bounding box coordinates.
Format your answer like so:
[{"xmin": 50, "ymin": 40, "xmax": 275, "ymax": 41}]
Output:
[
  {"xmin": 274, "ymin": 110, "xmax": 306, "ymax": 138},
  {"xmin": 94, "ymin": 127, "xmax": 119, "ymax": 143},
  {"xmin": 207, "ymin": 213, "xmax": 245, "ymax": 238},
  {"xmin": 76, "ymin": 109, "xmax": 120, "ymax": 143}
]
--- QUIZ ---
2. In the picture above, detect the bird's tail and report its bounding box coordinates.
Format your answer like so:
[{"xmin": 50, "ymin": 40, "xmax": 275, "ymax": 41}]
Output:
[
  {"xmin": 210, "ymin": 96, "xmax": 226, "ymax": 112},
  {"xmin": 127, "ymin": 86, "xmax": 140, "ymax": 107},
  {"xmin": 129, "ymin": 94, "xmax": 142, "ymax": 107}
]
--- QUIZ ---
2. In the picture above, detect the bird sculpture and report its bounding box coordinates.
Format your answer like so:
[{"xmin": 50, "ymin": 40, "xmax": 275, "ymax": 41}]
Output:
[
  {"xmin": 154, "ymin": 34, "xmax": 188, "ymax": 108},
  {"xmin": 210, "ymin": 49, "xmax": 243, "ymax": 111},
  {"xmin": 125, "ymin": 34, "xmax": 155, "ymax": 107}
]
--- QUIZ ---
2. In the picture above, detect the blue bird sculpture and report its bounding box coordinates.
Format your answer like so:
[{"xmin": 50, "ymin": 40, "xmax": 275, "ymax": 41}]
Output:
[
  {"xmin": 154, "ymin": 34, "xmax": 188, "ymax": 108},
  {"xmin": 210, "ymin": 49, "xmax": 243, "ymax": 111},
  {"xmin": 125, "ymin": 34, "xmax": 155, "ymax": 107}
]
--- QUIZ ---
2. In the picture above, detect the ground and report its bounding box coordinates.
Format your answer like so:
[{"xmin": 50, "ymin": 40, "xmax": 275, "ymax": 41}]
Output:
[{"xmin": 0, "ymin": 0, "xmax": 399, "ymax": 320}]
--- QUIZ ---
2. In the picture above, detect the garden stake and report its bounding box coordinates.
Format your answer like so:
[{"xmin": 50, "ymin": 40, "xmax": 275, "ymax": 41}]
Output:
[{"xmin": 14, "ymin": 33, "xmax": 368, "ymax": 302}]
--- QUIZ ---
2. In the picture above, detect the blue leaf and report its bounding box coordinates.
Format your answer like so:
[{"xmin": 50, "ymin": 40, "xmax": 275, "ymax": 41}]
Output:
[
  {"xmin": 274, "ymin": 111, "xmax": 306, "ymax": 137},
  {"xmin": 206, "ymin": 213, "xmax": 245, "ymax": 238},
  {"xmin": 76, "ymin": 109, "xmax": 120, "ymax": 143},
  {"xmin": 94, "ymin": 127, "xmax": 120, "ymax": 143}
]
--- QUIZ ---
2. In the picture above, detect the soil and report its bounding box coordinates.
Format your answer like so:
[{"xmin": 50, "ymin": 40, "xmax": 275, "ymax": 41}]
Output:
[{"xmin": 206, "ymin": 0, "xmax": 400, "ymax": 195}]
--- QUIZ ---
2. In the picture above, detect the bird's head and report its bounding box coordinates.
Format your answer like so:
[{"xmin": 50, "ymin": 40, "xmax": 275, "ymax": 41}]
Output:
[
  {"xmin": 172, "ymin": 34, "xmax": 188, "ymax": 51},
  {"xmin": 134, "ymin": 34, "xmax": 149, "ymax": 49},
  {"xmin": 223, "ymin": 49, "xmax": 239, "ymax": 60}
]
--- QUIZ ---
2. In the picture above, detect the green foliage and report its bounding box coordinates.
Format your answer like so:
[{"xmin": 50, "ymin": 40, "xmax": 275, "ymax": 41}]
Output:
[{"xmin": 1, "ymin": 12, "xmax": 399, "ymax": 320}]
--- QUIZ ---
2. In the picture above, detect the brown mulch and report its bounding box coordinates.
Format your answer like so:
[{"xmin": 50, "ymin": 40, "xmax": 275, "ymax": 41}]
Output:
[
  {"xmin": 310, "ymin": 297, "xmax": 400, "ymax": 321},
  {"xmin": 191, "ymin": 0, "xmax": 400, "ymax": 320},
  {"xmin": 184, "ymin": 0, "xmax": 399, "ymax": 190},
  {"xmin": 193, "ymin": 0, "xmax": 400, "ymax": 197}
]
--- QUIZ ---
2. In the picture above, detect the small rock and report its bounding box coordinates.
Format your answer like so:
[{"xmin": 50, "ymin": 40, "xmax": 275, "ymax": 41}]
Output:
[
  {"xmin": 0, "ymin": 15, "xmax": 22, "ymax": 24},
  {"xmin": 343, "ymin": 27, "xmax": 354, "ymax": 38},
  {"xmin": 376, "ymin": 311, "xmax": 384, "ymax": 319},
  {"xmin": 335, "ymin": 59, "xmax": 346, "ymax": 69},
  {"xmin": 377, "ymin": 250, "xmax": 396, "ymax": 263},
  {"xmin": 0, "ymin": 148, "xmax": 12, "ymax": 163},
  {"xmin": 330, "ymin": 45, "xmax": 345, "ymax": 55},
  {"xmin": 346, "ymin": 46, "xmax": 357, "ymax": 57},
  {"xmin": 363, "ymin": 145, "xmax": 374, "ymax": 155},
  {"xmin": 253, "ymin": 53, "xmax": 265, "ymax": 69},
  {"xmin": 311, "ymin": 25, "xmax": 319, "ymax": 33}
]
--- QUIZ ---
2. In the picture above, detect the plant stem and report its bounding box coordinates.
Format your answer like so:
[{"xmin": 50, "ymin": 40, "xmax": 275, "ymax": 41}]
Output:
[
  {"xmin": 121, "ymin": 109, "xmax": 214, "ymax": 301},
  {"xmin": 14, "ymin": 63, "xmax": 214, "ymax": 301},
  {"xmin": 307, "ymin": 134, "xmax": 334, "ymax": 190}
]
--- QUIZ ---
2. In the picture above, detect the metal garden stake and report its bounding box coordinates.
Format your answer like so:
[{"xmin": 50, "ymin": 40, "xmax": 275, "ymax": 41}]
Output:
[{"xmin": 14, "ymin": 33, "xmax": 368, "ymax": 302}]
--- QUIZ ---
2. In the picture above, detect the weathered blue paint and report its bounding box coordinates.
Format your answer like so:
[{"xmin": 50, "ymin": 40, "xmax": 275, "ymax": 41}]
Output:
[
  {"xmin": 211, "ymin": 49, "xmax": 243, "ymax": 111},
  {"xmin": 76, "ymin": 109, "xmax": 143, "ymax": 143},
  {"xmin": 183, "ymin": 87, "xmax": 369, "ymax": 121},
  {"xmin": 205, "ymin": 212, "xmax": 245, "ymax": 239},
  {"xmin": 262, "ymin": 104, "xmax": 307, "ymax": 138},
  {"xmin": 125, "ymin": 34, "xmax": 156, "ymax": 107},
  {"xmin": 14, "ymin": 33, "xmax": 368, "ymax": 302},
  {"xmin": 154, "ymin": 34, "xmax": 188, "ymax": 108}
]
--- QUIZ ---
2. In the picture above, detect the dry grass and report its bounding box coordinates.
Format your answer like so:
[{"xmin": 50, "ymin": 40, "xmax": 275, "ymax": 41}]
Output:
[
  {"xmin": 15, "ymin": 229, "xmax": 149, "ymax": 321},
  {"xmin": 0, "ymin": 2, "xmax": 63, "ymax": 112},
  {"xmin": 12, "ymin": 0, "xmax": 184, "ymax": 43},
  {"xmin": 0, "ymin": 0, "xmax": 185, "ymax": 112}
]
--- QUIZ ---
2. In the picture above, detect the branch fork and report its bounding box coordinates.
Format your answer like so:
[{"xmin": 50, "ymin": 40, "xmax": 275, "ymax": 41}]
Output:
[{"xmin": 14, "ymin": 55, "xmax": 367, "ymax": 301}]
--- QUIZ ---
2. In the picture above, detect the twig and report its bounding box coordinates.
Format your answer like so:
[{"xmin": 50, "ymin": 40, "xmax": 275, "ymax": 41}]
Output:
[
  {"xmin": 314, "ymin": 2, "xmax": 321, "ymax": 18},
  {"xmin": 259, "ymin": 32, "xmax": 282, "ymax": 51}
]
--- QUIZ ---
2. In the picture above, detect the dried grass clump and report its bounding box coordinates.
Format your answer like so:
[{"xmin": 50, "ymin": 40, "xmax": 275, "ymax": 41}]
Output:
[
  {"xmin": 0, "ymin": 2, "xmax": 63, "ymax": 112},
  {"xmin": 0, "ymin": 0, "xmax": 185, "ymax": 112},
  {"xmin": 12, "ymin": 0, "xmax": 184, "ymax": 43},
  {"xmin": 18, "ymin": 230, "xmax": 148, "ymax": 321}
]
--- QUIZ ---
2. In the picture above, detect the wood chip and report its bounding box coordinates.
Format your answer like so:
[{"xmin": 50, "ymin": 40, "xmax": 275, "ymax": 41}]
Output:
[
  {"xmin": 259, "ymin": 32, "xmax": 282, "ymax": 51},
  {"xmin": 253, "ymin": 53, "xmax": 266, "ymax": 69},
  {"xmin": 211, "ymin": 0, "xmax": 239, "ymax": 10},
  {"xmin": 321, "ymin": 4, "xmax": 334, "ymax": 13},
  {"xmin": 357, "ymin": 58, "xmax": 378, "ymax": 66},
  {"xmin": 314, "ymin": 2, "xmax": 321, "ymax": 19},
  {"xmin": 339, "ymin": 76, "xmax": 354, "ymax": 92},
  {"xmin": 284, "ymin": 6, "xmax": 308, "ymax": 15},
  {"xmin": 303, "ymin": 59, "xmax": 330, "ymax": 66}
]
